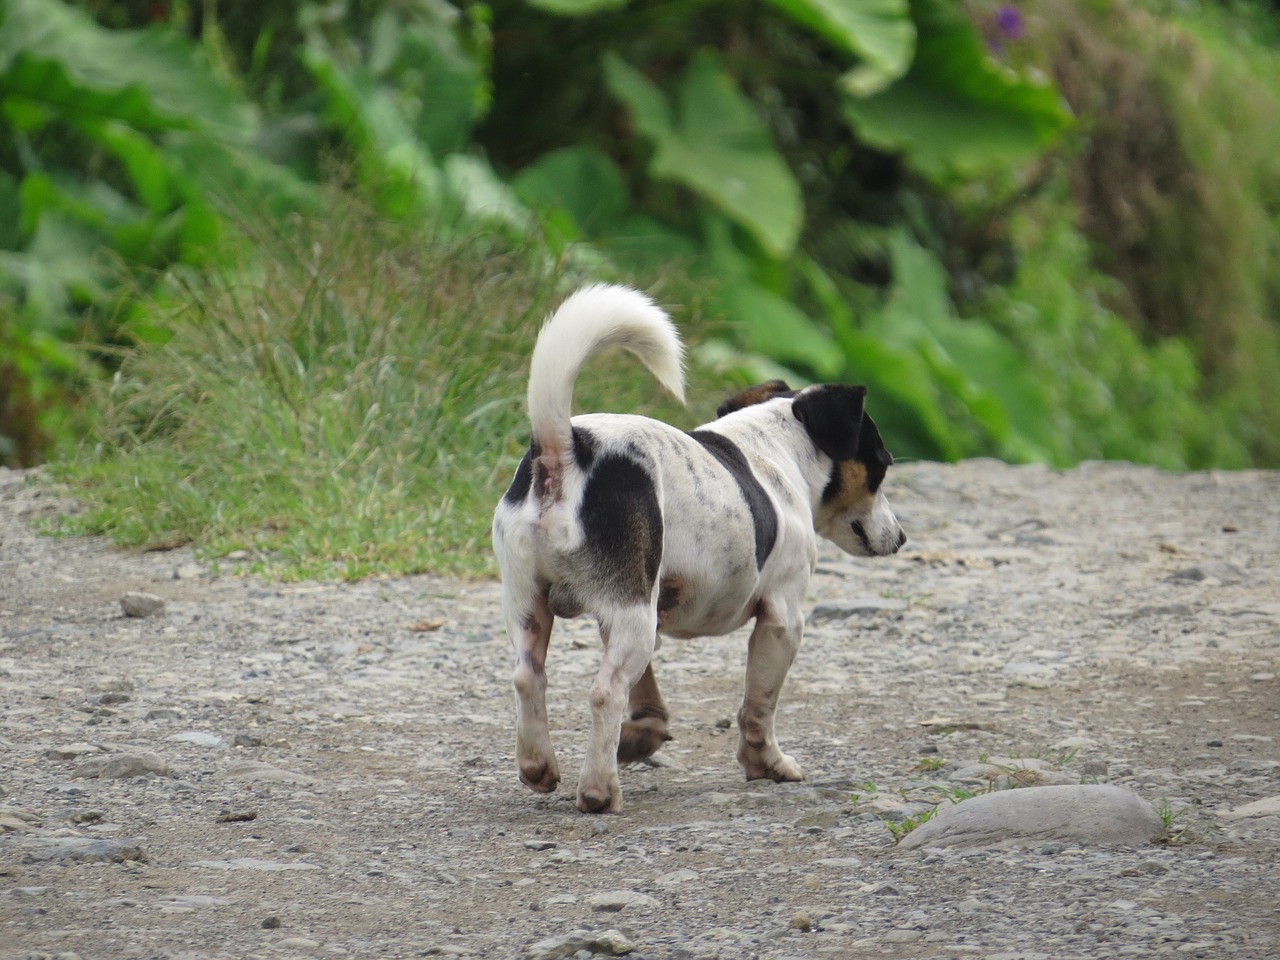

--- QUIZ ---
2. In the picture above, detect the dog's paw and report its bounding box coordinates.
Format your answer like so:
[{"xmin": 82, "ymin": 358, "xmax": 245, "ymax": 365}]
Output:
[
  {"xmin": 576, "ymin": 776, "xmax": 623, "ymax": 814},
  {"xmin": 740, "ymin": 748, "xmax": 805, "ymax": 784},
  {"xmin": 767, "ymin": 753, "xmax": 806, "ymax": 783},
  {"xmin": 617, "ymin": 716, "xmax": 673, "ymax": 765},
  {"xmin": 518, "ymin": 756, "xmax": 561, "ymax": 793}
]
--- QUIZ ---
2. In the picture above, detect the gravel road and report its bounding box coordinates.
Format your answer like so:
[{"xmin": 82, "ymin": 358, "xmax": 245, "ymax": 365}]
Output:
[{"xmin": 2, "ymin": 459, "xmax": 1278, "ymax": 959}]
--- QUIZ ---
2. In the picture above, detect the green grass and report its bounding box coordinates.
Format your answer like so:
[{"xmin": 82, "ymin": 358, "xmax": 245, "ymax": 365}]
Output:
[{"xmin": 52, "ymin": 195, "xmax": 739, "ymax": 580}]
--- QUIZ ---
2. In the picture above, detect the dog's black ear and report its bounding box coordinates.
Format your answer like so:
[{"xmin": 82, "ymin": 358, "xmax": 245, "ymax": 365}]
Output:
[
  {"xmin": 715, "ymin": 379, "xmax": 794, "ymax": 419},
  {"xmin": 793, "ymin": 385, "xmax": 867, "ymax": 461}
]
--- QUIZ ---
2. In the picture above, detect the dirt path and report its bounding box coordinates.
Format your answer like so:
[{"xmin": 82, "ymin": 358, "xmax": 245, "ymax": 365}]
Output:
[{"xmin": 2, "ymin": 461, "xmax": 1279, "ymax": 959}]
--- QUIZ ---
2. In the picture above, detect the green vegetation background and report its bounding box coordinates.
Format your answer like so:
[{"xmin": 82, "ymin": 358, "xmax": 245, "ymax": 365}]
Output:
[{"xmin": 1, "ymin": 0, "xmax": 1277, "ymax": 578}]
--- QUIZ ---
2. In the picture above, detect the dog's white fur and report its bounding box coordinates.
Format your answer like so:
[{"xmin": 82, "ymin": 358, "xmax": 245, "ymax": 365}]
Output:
[{"xmin": 493, "ymin": 284, "xmax": 904, "ymax": 813}]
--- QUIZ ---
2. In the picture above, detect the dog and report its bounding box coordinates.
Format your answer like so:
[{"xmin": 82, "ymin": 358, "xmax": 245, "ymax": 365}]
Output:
[{"xmin": 492, "ymin": 284, "xmax": 905, "ymax": 813}]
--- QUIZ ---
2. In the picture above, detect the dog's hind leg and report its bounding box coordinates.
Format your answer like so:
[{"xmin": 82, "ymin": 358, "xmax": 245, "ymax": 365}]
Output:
[
  {"xmin": 511, "ymin": 589, "xmax": 560, "ymax": 793},
  {"xmin": 578, "ymin": 604, "xmax": 658, "ymax": 813},
  {"xmin": 617, "ymin": 656, "xmax": 672, "ymax": 764},
  {"xmin": 737, "ymin": 602, "xmax": 806, "ymax": 783}
]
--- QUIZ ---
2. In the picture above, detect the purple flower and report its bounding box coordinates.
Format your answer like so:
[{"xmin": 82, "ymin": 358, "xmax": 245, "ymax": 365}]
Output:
[{"xmin": 995, "ymin": 5, "xmax": 1025, "ymax": 41}]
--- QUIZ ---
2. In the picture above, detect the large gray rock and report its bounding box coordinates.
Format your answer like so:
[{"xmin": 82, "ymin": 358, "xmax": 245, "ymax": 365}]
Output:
[
  {"xmin": 526, "ymin": 929, "xmax": 633, "ymax": 959},
  {"xmin": 121, "ymin": 591, "xmax": 166, "ymax": 617},
  {"xmin": 899, "ymin": 784, "xmax": 1164, "ymax": 850},
  {"xmin": 72, "ymin": 750, "xmax": 169, "ymax": 780},
  {"xmin": 25, "ymin": 838, "xmax": 147, "ymax": 864}
]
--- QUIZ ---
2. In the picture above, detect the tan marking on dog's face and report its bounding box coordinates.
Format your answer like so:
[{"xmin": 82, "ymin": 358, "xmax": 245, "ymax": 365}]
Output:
[
  {"xmin": 814, "ymin": 459, "xmax": 905, "ymax": 557},
  {"xmin": 818, "ymin": 460, "xmax": 876, "ymax": 519}
]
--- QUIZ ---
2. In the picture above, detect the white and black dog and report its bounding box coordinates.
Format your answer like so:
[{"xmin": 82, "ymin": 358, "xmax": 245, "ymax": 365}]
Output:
[{"xmin": 492, "ymin": 284, "xmax": 905, "ymax": 813}]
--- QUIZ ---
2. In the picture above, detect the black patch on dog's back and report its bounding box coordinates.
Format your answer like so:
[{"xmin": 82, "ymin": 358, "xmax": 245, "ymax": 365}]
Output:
[
  {"xmin": 579, "ymin": 453, "xmax": 662, "ymax": 603},
  {"xmin": 688, "ymin": 430, "xmax": 778, "ymax": 570},
  {"xmin": 502, "ymin": 450, "xmax": 534, "ymax": 504},
  {"xmin": 504, "ymin": 428, "xmax": 598, "ymax": 505},
  {"xmin": 572, "ymin": 427, "xmax": 597, "ymax": 469}
]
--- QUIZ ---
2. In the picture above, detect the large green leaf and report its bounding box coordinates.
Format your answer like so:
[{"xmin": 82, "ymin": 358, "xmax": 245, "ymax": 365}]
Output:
[
  {"xmin": 841, "ymin": 0, "xmax": 1070, "ymax": 181},
  {"xmin": 443, "ymin": 154, "xmax": 534, "ymax": 232},
  {"xmin": 870, "ymin": 231, "xmax": 1052, "ymax": 459},
  {"xmin": 766, "ymin": 0, "xmax": 915, "ymax": 94},
  {"xmin": 700, "ymin": 212, "xmax": 843, "ymax": 379},
  {"xmin": 512, "ymin": 145, "xmax": 628, "ymax": 236},
  {"xmin": 604, "ymin": 51, "xmax": 803, "ymax": 259},
  {"xmin": 525, "ymin": 0, "xmax": 632, "ymax": 14},
  {"xmin": 724, "ymin": 281, "xmax": 845, "ymax": 380},
  {"xmin": 0, "ymin": 0, "xmax": 251, "ymax": 139},
  {"xmin": 302, "ymin": 36, "xmax": 442, "ymax": 215},
  {"xmin": 365, "ymin": 6, "xmax": 489, "ymax": 156},
  {"xmin": 0, "ymin": 214, "xmax": 109, "ymax": 329}
]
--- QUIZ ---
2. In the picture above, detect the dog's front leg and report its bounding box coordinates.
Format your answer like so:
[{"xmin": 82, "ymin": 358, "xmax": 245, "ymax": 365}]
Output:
[
  {"xmin": 578, "ymin": 604, "xmax": 657, "ymax": 813},
  {"xmin": 737, "ymin": 603, "xmax": 805, "ymax": 783},
  {"xmin": 511, "ymin": 591, "xmax": 560, "ymax": 793}
]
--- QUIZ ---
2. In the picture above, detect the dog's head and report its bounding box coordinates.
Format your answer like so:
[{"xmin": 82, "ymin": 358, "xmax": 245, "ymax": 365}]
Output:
[
  {"xmin": 720, "ymin": 380, "xmax": 905, "ymax": 557},
  {"xmin": 792, "ymin": 384, "xmax": 905, "ymax": 557}
]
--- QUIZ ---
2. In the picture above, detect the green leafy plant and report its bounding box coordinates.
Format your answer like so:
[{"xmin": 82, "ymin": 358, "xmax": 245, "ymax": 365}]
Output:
[
  {"xmin": 841, "ymin": 0, "xmax": 1070, "ymax": 180},
  {"xmin": 479, "ymin": 0, "xmax": 1073, "ymax": 465},
  {"xmin": 1154, "ymin": 797, "xmax": 1222, "ymax": 846},
  {"xmin": 885, "ymin": 805, "xmax": 938, "ymax": 843},
  {"xmin": 0, "ymin": 0, "xmax": 315, "ymax": 464}
]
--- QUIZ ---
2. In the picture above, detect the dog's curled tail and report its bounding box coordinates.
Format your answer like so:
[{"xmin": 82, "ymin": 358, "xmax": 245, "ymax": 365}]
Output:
[{"xmin": 528, "ymin": 284, "xmax": 685, "ymax": 464}]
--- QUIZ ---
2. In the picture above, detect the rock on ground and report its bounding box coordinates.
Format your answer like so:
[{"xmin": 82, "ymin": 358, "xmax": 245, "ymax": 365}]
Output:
[{"xmin": 899, "ymin": 784, "xmax": 1165, "ymax": 850}]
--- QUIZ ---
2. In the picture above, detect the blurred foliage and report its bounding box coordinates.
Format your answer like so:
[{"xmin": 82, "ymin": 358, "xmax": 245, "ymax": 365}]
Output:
[
  {"xmin": 54, "ymin": 190, "xmax": 737, "ymax": 578},
  {"xmin": 3, "ymin": 0, "xmax": 1279, "ymax": 482}
]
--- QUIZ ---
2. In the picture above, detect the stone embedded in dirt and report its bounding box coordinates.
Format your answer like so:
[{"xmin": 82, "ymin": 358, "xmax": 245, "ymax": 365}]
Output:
[
  {"xmin": 899, "ymin": 784, "xmax": 1165, "ymax": 850},
  {"xmin": 165, "ymin": 731, "xmax": 226, "ymax": 749},
  {"xmin": 523, "ymin": 839, "xmax": 556, "ymax": 851},
  {"xmin": 275, "ymin": 937, "xmax": 321, "ymax": 950},
  {"xmin": 45, "ymin": 742, "xmax": 106, "ymax": 760},
  {"xmin": 586, "ymin": 890, "xmax": 659, "ymax": 912},
  {"xmin": 72, "ymin": 751, "xmax": 169, "ymax": 780},
  {"xmin": 0, "ymin": 806, "xmax": 41, "ymax": 833},
  {"xmin": 1221, "ymin": 795, "xmax": 1280, "ymax": 820},
  {"xmin": 121, "ymin": 591, "xmax": 166, "ymax": 617},
  {"xmin": 809, "ymin": 598, "xmax": 909, "ymax": 624},
  {"xmin": 1051, "ymin": 736, "xmax": 1099, "ymax": 752},
  {"xmin": 192, "ymin": 857, "xmax": 319, "ymax": 872},
  {"xmin": 25, "ymin": 838, "xmax": 147, "ymax": 864},
  {"xmin": 655, "ymin": 868, "xmax": 700, "ymax": 887},
  {"xmin": 525, "ymin": 928, "xmax": 634, "ymax": 959},
  {"xmin": 1166, "ymin": 562, "xmax": 1246, "ymax": 584},
  {"xmin": 218, "ymin": 759, "xmax": 318, "ymax": 785},
  {"xmin": 1228, "ymin": 758, "xmax": 1280, "ymax": 775}
]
